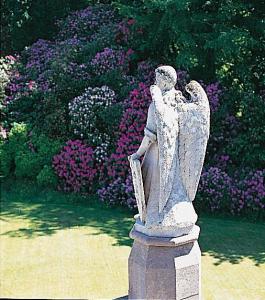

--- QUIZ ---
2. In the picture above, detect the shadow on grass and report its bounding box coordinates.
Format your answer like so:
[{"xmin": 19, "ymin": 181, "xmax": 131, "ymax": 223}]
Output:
[
  {"xmin": 198, "ymin": 216, "xmax": 265, "ymax": 266},
  {"xmin": 0, "ymin": 183, "xmax": 134, "ymax": 247},
  {"xmin": 1, "ymin": 181, "xmax": 265, "ymax": 265}
]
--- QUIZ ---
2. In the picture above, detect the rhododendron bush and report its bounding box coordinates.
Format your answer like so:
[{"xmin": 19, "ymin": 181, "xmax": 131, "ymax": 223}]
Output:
[
  {"xmin": 1, "ymin": 4, "xmax": 264, "ymax": 220},
  {"xmin": 69, "ymin": 85, "xmax": 116, "ymax": 144},
  {"xmin": 53, "ymin": 140, "xmax": 96, "ymax": 192}
]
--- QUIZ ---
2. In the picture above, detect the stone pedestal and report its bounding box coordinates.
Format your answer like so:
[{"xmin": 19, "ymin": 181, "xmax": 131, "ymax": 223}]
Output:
[{"xmin": 128, "ymin": 225, "xmax": 201, "ymax": 300}]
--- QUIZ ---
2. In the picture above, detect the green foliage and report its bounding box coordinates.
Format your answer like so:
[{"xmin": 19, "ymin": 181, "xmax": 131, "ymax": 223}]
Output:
[
  {"xmin": 98, "ymin": 104, "xmax": 123, "ymax": 135},
  {"xmin": 37, "ymin": 165, "xmax": 58, "ymax": 188},
  {"xmin": 30, "ymin": 134, "xmax": 62, "ymax": 165},
  {"xmin": 0, "ymin": 122, "xmax": 62, "ymax": 185},
  {"xmin": 226, "ymin": 93, "xmax": 265, "ymax": 168},
  {"xmin": 14, "ymin": 132, "xmax": 62, "ymax": 180},
  {"xmin": 116, "ymin": 0, "xmax": 264, "ymax": 78},
  {"xmin": 15, "ymin": 151, "xmax": 40, "ymax": 178},
  {"xmin": 0, "ymin": 122, "xmax": 28, "ymax": 177},
  {"xmin": 92, "ymin": 69, "xmax": 135, "ymax": 100}
]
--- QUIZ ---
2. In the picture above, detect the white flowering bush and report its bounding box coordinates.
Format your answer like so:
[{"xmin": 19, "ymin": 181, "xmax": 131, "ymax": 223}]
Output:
[{"xmin": 69, "ymin": 85, "xmax": 116, "ymax": 145}]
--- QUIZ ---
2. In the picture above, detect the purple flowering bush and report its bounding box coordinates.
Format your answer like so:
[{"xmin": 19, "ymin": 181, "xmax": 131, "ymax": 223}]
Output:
[
  {"xmin": 56, "ymin": 5, "xmax": 118, "ymax": 42},
  {"xmin": 90, "ymin": 48, "xmax": 134, "ymax": 76},
  {"xmin": 205, "ymin": 82, "xmax": 222, "ymax": 113},
  {"xmin": 53, "ymin": 140, "xmax": 96, "ymax": 192},
  {"xmin": 97, "ymin": 177, "xmax": 128, "ymax": 207},
  {"xmin": 231, "ymin": 170, "xmax": 265, "ymax": 217},
  {"xmin": 197, "ymin": 167, "xmax": 233, "ymax": 212},
  {"xmin": 3, "ymin": 6, "xmax": 119, "ymax": 136},
  {"xmin": 197, "ymin": 168, "xmax": 265, "ymax": 220}
]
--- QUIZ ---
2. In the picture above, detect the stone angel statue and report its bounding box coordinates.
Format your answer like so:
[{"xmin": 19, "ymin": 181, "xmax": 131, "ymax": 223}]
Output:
[{"xmin": 129, "ymin": 65, "xmax": 210, "ymax": 237}]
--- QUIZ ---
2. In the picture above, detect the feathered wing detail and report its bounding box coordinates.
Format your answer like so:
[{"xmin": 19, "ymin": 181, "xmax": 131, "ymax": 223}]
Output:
[
  {"xmin": 152, "ymin": 88, "xmax": 179, "ymax": 213},
  {"xmin": 179, "ymin": 81, "xmax": 210, "ymax": 201}
]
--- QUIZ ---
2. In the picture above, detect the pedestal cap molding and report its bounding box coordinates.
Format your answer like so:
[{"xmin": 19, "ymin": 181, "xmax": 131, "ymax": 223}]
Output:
[{"xmin": 130, "ymin": 225, "xmax": 200, "ymax": 247}]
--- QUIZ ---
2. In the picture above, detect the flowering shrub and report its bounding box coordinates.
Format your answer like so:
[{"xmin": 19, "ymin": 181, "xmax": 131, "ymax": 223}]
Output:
[
  {"xmin": 205, "ymin": 82, "xmax": 222, "ymax": 113},
  {"xmin": 197, "ymin": 167, "xmax": 265, "ymax": 219},
  {"xmin": 115, "ymin": 19, "xmax": 136, "ymax": 45},
  {"xmin": 108, "ymin": 83, "xmax": 151, "ymax": 177},
  {"xmin": 90, "ymin": 24, "xmax": 118, "ymax": 48},
  {"xmin": 98, "ymin": 175, "xmax": 136, "ymax": 209},
  {"xmin": 69, "ymin": 85, "xmax": 116, "ymax": 144},
  {"xmin": 98, "ymin": 178, "xmax": 127, "ymax": 206},
  {"xmin": 134, "ymin": 60, "xmax": 156, "ymax": 86},
  {"xmin": 0, "ymin": 56, "xmax": 17, "ymax": 125},
  {"xmin": 231, "ymin": 170, "xmax": 265, "ymax": 216},
  {"xmin": 98, "ymin": 82, "xmax": 151, "ymax": 207},
  {"xmin": 53, "ymin": 140, "xmax": 96, "ymax": 192},
  {"xmin": 208, "ymin": 114, "xmax": 240, "ymax": 160},
  {"xmin": 3, "ymin": 4, "xmax": 129, "ymax": 139},
  {"xmin": 197, "ymin": 167, "xmax": 232, "ymax": 212},
  {"xmin": 56, "ymin": 5, "xmax": 118, "ymax": 42},
  {"xmin": 90, "ymin": 47, "xmax": 134, "ymax": 76},
  {"xmin": 25, "ymin": 39, "xmax": 56, "ymax": 73}
]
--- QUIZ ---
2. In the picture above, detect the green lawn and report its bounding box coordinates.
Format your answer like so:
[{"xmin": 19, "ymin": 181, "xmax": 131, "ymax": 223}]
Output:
[{"xmin": 1, "ymin": 182, "xmax": 265, "ymax": 299}]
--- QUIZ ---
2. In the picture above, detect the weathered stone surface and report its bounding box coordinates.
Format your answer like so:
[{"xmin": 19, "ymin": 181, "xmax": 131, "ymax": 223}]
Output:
[{"xmin": 128, "ymin": 226, "xmax": 201, "ymax": 300}]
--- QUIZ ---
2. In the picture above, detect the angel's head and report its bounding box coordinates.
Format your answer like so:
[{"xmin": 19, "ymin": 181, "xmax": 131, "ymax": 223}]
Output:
[{"xmin": 155, "ymin": 66, "xmax": 177, "ymax": 92}]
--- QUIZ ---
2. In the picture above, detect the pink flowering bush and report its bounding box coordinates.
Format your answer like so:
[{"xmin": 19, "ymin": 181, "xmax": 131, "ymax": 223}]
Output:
[
  {"xmin": 108, "ymin": 83, "xmax": 151, "ymax": 177},
  {"xmin": 53, "ymin": 140, "xmax": 96, "ymax": 192},
  {"xmin": 98, "ymin": 82, "xmax": 151, "ymax": 207}
]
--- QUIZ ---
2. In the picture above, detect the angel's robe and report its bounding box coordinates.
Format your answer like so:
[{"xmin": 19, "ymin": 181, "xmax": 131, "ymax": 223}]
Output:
[{"xmin": 141, "ymin": 89, "xmax": 198, "ymax": 229}]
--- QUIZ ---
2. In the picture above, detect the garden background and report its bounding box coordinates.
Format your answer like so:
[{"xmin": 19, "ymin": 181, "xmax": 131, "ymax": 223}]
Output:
[{"xmin": 0, "ymin": 0, "xmax": 265, "ymax": 299}]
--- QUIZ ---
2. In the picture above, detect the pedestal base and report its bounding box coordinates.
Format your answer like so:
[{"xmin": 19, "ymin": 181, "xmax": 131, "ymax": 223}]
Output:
[{"xmin": 128, "ymin": 226, "xmax": 201, "ymax": 300}]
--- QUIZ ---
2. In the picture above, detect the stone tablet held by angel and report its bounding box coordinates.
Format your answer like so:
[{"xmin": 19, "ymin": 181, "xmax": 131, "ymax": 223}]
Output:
[{"xmin": 128, "ymin": 65, "xmax": 210, "ymax": 238}]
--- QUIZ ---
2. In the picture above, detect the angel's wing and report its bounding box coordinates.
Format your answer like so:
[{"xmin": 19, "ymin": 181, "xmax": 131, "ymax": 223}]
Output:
[{"xmin": 179, "ymin": 81, "xmax": 210, "ymax": 201}]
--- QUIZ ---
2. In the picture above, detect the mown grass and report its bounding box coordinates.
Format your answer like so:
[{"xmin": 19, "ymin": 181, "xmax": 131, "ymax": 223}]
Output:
[{"xmin": 1, "ymin": 181, "xmax": 265, "ymax": 299}]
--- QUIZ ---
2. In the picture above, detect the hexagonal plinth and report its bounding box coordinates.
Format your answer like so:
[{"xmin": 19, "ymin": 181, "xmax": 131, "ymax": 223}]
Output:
[{"xmin": 128, "ymin": 226, "xmax": 201, "ymax": 300}]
